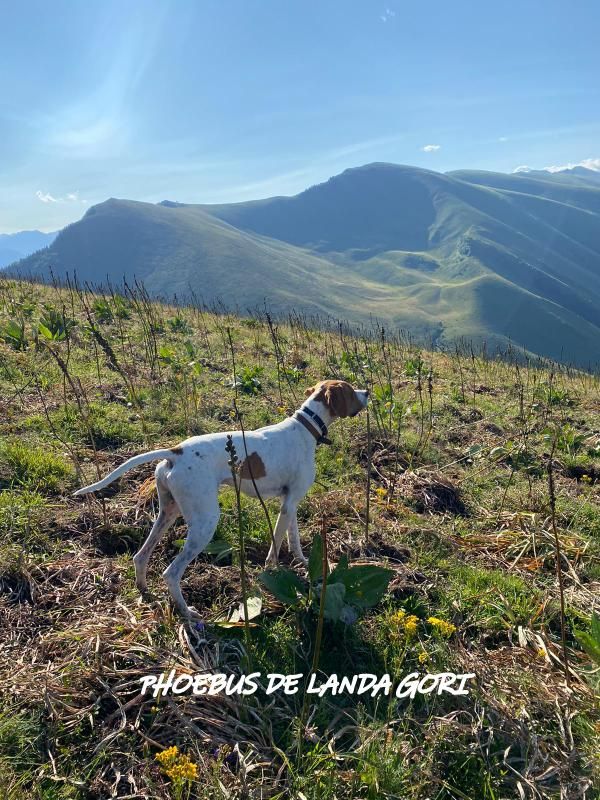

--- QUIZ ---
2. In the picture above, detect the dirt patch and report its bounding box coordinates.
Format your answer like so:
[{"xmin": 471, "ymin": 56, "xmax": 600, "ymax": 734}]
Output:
[
  {"xmin": 0, "ymin": 568, "xmax": 32, "ymax": 604},
  {"xmin": 345, "ymin": 530, "xmax": 411, "ymax": 563},
  {"xmin": 388, "ymin": 568, "xmax": 430, "ymax": 600},
  {"xmin": 353, "ymin": 431, "xmax": 409, "ymax": 473},
  {"xmin": 92, "ymin": 524, "xmax": 145, "ymax": 555},
  {"xmin": 396, "ymin": 470, "xmax": 467, "ymax": 515},
  {"xmin": 563, "ymin": 463, "xmax": 599, "ymax": 484},
  {"xmin": 483, "ymin": 422, "xmax": 504, "ymax": 435},
  {"xmin": 183, "ymin": 564, "xmax": 243, "ymax": 611}
]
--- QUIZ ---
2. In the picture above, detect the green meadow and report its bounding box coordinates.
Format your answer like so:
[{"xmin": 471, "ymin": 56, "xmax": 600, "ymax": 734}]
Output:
[{"xmin": 0, "ymin": 277, "xmax": 599, "ymax": 799}]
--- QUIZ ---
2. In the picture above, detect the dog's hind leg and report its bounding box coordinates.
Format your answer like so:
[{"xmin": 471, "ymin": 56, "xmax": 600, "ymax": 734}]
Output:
[
  {"xmin": 287, "ymin": 508, "xmax": 307, "ymax": 565},
  {"xmin": 162, "ymin": 491, "xmax": 220, "ymax": 619},
  {"xmin": 265, "ymin": 507, "xmax": 291, "ymax": 567},
  {"xmin": 133, "ymin": 469, "xmax": 180, "ymax": 594}
]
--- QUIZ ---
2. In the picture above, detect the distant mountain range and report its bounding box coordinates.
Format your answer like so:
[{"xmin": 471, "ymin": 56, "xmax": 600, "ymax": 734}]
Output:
[
  {"xmin": 0, "ymin": 229, "xmax": 57, "ymax": 268},
  {"xmin": 6, "ymin": 163, "xmax": 600, "ymax": 367}
]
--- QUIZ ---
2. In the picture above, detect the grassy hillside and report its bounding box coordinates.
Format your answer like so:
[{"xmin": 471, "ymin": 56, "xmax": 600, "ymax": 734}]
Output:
[
  {"xmin": 0, "ymin": 278, "xmax": 599, "ymax": 799},
  {"xmin": 9, "ymin": 162, "xmax": 600, "ymax": 368}
]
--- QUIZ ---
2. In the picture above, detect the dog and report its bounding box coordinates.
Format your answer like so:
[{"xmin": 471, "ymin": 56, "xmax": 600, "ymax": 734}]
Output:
[{"xmin": 74, "ymin": 379, "xmax": 368, "ymax": 619}]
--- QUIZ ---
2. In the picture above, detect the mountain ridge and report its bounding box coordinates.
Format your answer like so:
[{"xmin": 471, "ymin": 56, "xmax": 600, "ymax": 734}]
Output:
[
  {"xmin": 0, "ymin": 229, "xmax": 58, "ymax": 268},
  {"xmin": 7, "ymin": 163, "xmax": 600, "ymax": 368}
]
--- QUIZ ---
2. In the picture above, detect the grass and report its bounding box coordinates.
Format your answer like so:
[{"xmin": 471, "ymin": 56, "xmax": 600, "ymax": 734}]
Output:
[
  {"xmin": 0, "ymin": 440, "xmax": 73, "ymax": 492},
  {"xmin": 0, "ymin": 276, "xmax": 599, "ymax": 799}
]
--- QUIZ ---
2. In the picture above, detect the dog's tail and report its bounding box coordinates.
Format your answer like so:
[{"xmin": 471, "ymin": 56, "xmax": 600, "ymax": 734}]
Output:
[{"xmin": 73, "ymin": 448, "xmax": 177, "ymax": 497}]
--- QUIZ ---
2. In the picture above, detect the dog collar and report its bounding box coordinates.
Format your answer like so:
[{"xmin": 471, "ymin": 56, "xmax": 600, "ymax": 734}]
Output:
[{"xmin": 294, "ymin": 407, "xmax": 331, "ymax": 445}]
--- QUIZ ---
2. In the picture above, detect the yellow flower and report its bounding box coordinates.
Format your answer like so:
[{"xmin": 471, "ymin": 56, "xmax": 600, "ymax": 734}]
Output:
[
  {"xmin": 229, "ymin": 410, "xmax": 236, "ymax": 419},
  {"xmin": 384, "ymin": 402, "xmax": 392, "ymax": 409},
  {"xmin": 428, "ymin": 616, "xmax": 457, "ymax": 637},
  {"xmin": 166, "ymin": 758, "xmax": 198, "ymax": 781},
  {"xmin": 375, "ymin": 487, "xmax": 388, "ymax": 499},
  {"xmin": 418, "ymin": 650, "xmax": 428, "ymax": 664},
  {"xmin": 157, "ymin": 749, "xmax": 199, "ymax": 783},
  {"xmin": 404, "ymin": 615, "xmax": 418, "ymax": 636},
  {"xmin": 581, "ymin": 474, "xmax": 592, "ymax": 484},
  {"xmin": 155, "ymin": 745, "xmax": 179, "ymax": 766},
  {"xmin": 537, "ymin": 647, "xmax": 547, "ymax": 659},
  {"xmin": 391, "ymin": 609, "xmax": 419, "ymax": 637},
  {"xmin": 392, "ymin": 609, "xmax": 406, "ymax": 624},
  {"xmin": 277, "ymin": 405, "xmax": 287, "ymax": 414}
]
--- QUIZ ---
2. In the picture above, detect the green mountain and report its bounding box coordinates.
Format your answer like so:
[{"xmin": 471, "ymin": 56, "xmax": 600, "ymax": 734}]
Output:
[{"xmin": 9, "ymin": 163, "xmax": 600, "ymax": 367}]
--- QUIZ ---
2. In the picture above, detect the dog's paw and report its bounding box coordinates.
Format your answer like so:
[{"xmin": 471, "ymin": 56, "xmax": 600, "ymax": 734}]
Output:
[{"xmin": 181, "ymin": 605, "xmax": 204, "ymax": 622}]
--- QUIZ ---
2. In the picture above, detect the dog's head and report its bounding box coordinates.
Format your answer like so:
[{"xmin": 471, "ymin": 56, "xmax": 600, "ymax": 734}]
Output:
[{"xmin": 304, "ymin": 379, "xmax": 368, "ymax": 419}]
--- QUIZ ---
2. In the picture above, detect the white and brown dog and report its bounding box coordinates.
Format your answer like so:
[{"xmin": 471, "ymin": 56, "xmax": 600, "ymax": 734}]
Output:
[{"xmin": 74, "ymin": 380, "xmax": 368, "ymax": 619}]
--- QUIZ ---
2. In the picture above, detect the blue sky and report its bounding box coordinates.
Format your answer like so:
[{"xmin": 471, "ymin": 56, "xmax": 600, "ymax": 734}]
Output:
[{"xmin": 1, "ymin": 0, "xmax": 599, "ymax": 233}]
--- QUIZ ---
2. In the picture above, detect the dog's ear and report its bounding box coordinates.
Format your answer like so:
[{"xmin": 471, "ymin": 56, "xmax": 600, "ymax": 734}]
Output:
[
  {"xmin": 323, "ymin": 381, "xmax": 362, "ymax": 418},
  {"xmin": 304, "ymin": 382, "xmax": 321, "ymax": 398}
]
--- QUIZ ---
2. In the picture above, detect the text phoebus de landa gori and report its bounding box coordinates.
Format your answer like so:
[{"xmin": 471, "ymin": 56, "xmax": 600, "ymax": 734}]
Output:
[{"xmin": 139, "ymin": 671, "xmax": 476, "ymax": 699}]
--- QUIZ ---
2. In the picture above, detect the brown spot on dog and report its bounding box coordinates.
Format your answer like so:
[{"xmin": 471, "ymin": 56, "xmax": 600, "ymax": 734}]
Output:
[
  {"xmin": 239, "ymin": 451, "xmax": 267, "ymax": 480},
  {"xmin": 305, "ymin": 380, "xmax": 364, "ymax": 418},
  {"xmin": 171, "ymin": 446, "xmax": 184, "ymax": 455}
]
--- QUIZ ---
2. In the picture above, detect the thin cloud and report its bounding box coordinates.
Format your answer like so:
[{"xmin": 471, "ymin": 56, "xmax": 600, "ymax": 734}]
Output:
[
  {"xmin": 498, "ymin": 136, "xmax": 508, "ymax": 142},
  {"xmin": 544, "ymin": 157, "xmax": 600, "ymax": 172},
  {"xmin": 380, "ymin": 7, "xmax": 396, "ymax": 22},
  {"xmin": 36, "ymin": 191, "xmax": 59, "ymax": 203},
  {"xmin": 422, "ymin": 144, "xmax": 441, "ymax": 152},
  {"xmin": 513, "ymin": 157, "xmax": 600, "ymax": 174},
  {"xmin": 36, "ymin": 190, "xmax": 83, "ymax": 204}
]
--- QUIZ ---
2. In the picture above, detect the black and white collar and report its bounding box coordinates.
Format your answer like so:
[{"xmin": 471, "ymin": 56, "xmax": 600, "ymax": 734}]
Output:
[{"xmin": 293, "ymin": 406, "xmax": 331, "ymax": 445}]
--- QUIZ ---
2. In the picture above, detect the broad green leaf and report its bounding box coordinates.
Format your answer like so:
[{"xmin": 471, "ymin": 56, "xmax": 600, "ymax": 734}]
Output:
[
  {"xmin": 574, "ymin": 628, "xmax": 600, "ymax": 665},
  {"xmin": 322, "ymin": 582, "xmax": 346, "ymax": 621},
  {"xmin": 339, "ymin": 605, "xmax": 359, "ymax": 625},
  {"xmin": 591, "ymin": 611, "xmax": 600, "ymax": 645},
  {"xmin": 214, "ymin": 596, "xmax": 262, "ymax": 627},
  {"xmin": 6, "ymin": 320, "xmax": 22, "ymax": 337},
  {"xmin": 328, "ymin": 554, "xmax": 349, "ymax": 584},
  {"xmin": 258, "ymin": 568, "xmax": 307, "ymax": 606},
  {"xmin": 38, "ymin": 323, "xmax": 54, "ymax": 340},
  {"xmin": 204, "ymin": 538, "xmax": 232, "ymax": 563},
  {"xmin": 339, "ymin": 565, "xmax": 394, "ymax": 609}
]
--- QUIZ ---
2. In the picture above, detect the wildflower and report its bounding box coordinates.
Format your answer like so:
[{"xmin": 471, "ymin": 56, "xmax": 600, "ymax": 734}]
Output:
[
  {"xmin": 375, "ymin": 487, "xmax": 388, "ymax": 499},
  {"xmin": 581, "ymin": 474, "xmax": 592, "ymax": 484},
  {"xmin": 385, "ymin": 401, "xmax": 392, "ymax": 409},
  {"xmin": 404, "ymin": 615, "xmax": 418, "ymax": 636},
  {"xmin": 428, "ymin": 616, "xmax": 457, "ymax": 637},
  {"xmin": 155, "ymin": 745, "xmax": 179, "ymax": 767},
  {"xmin": 229, "ymin": 410, "xmax": 236, "ymax": 419},
  {"xmin": 166, "ymin": 754, "xmax": 198, "ymax": 781},
  {"xmin": 277, "ymin": 405, "xmax": 287, "ymax": 415},
  {"xmin": 418, "ymin": 650, "xmax": 428, "ymax": 664},
  {"xmin": 537, "ymin": 647, "xmax": 547, "ymax": 659},
  {"xmin": 391, "ymin": 609, "xmax": 419, "ymax": 637},
  {"xmin": 156, "ymin": 747, "xmax": 199, "ymax": 785}
]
